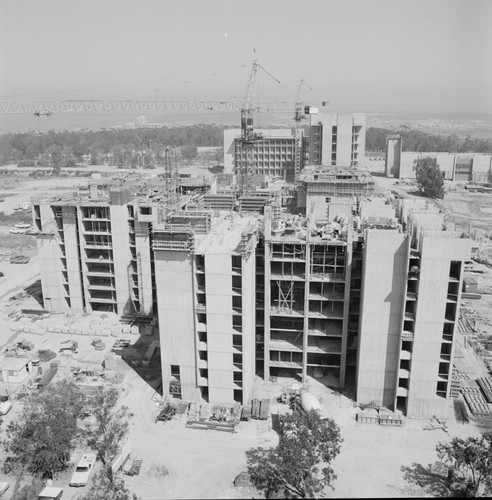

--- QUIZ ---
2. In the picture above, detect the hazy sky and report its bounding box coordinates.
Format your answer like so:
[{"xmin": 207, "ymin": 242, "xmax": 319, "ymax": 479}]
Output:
[{"xmin": 1, "ymin": 0, "xmax": 491, "ymax": 118}]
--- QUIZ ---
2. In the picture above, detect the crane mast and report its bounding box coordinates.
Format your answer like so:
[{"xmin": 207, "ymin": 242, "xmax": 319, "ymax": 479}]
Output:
[
  {"xmin": 293, "ymin": 79, "xmax": 314, "ymax": 183},
  {"xmin": 237, "ymin": 59, "xmax": 281, "ymax": 196}
]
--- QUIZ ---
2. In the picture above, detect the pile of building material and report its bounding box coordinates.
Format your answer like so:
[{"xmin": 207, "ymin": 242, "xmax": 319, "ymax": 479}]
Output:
[
  {"xmin": 185, "ymin": 401, "xmax": 242, "ymax": 432},
  {"xmin": 250, "ymin": 398, "xmax": 270, "ymax": 420},
  {"xmin": 123, "ymin": 457, "xmax": 143, "ymax": 476},
  {"xmin": 356, "ymin": 406, "xmax": 403, "ymax": 426},
  {"xmin": 36, "ymin": 360, "xmax": 59, "ymax": 390},
  {"xmin": 461, "ymin": 382, "xmax": 491, "ymax": 416},
  {"xmin": 423, "ymin": 416, "xmax": 448, "ymax": 432},
  {"xmin": 430, "ymin": 461, "xmax": 450, "ymax": 478},
  {"xmin": 476, "ymin": 376, "xmax": 492, "ymax": 403},
  {"xmin": 356, "ymin": 408, "xmax": 379, "ymax": 424}
]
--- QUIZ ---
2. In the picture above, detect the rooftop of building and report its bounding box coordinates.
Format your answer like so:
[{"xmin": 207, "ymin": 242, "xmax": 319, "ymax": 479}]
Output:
[
  {"xmin": 194, "ymin": 213, "xmax": 258, "ymax": 255},
  {"xmin": 265, "ymin": 208, "xmax": 350, "ymax": 245},
  {"xmin": 301, "ymin": 166, "xmax": 373, "ymax": 183}
]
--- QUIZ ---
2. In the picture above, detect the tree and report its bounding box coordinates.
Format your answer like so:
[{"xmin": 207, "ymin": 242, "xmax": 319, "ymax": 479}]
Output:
[
  {"xmin": 247, "ymin": 409, "xmax": 342, "ymax": 498},
  {"xmin": 436, "ymin": 433, "xmax": 492, "ymax": 497},
  {"xmin": 180, "ymin": 144, "xmax": 198, "ymax": 162},
  {"xmin": 415, "ymin": 157, "xmax": 445, "ymax": 199},
  {"xmin": 85, "ymin": 385, "xmax": 132, "ymax": 483},
  {"xmin": 3, "ymin": 380, "xmax": 85, "ymax": 478},
  {"xmin": 77, "ymin": 470, "xmax": 138, "ymax": 500}
]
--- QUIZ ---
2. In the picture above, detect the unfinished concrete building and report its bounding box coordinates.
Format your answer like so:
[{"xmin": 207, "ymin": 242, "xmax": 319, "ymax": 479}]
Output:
[
  {"xmin": 32, "ymin": 177, "xmax": 472, "ymax": 417},
  {"xmin": 308, "ymin": 113, "xmax": 366, "ymax": 167},
  {"xmin": 259, "ymin": 206, "xmax": 354, "ymax": 390},
  {"xmin": 356, "ymin": 201, "xmax": 472, "ymax": 417},
  {"xmin": 153, "ymin": 212, "xmax": 258, "ymax": 405},
  {"xmin": 32, "ymin": 185, "xmax": 156, "ymax": 316},
  {"xmin": 223, "ymin": 128, "xmax": 304, "ymax": 182}
]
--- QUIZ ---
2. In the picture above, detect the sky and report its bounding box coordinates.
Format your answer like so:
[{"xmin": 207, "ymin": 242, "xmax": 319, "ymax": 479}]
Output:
[{"xmin": 1, "ymin": 0, "xmax": 491, "ymax": 131}]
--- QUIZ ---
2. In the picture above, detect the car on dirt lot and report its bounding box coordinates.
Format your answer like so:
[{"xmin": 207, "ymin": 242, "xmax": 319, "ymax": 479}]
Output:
[
  {"xmin": 0, "ymin": 271, "xmax": 4, "ymax": 278},
  {"xmin": 9, "ymin": 255, "xmax": 30, "ymax": 264},
  {"xmin": 16, "ymin": 340, "xmax": 35, "ymax": 351},
  {"xmin": 59, "ymin": 341, "xmax": 78, "ymax": 353},
  {"xmin": 69, "ymin": 453, "xmax": 97, "ymax": 487}
]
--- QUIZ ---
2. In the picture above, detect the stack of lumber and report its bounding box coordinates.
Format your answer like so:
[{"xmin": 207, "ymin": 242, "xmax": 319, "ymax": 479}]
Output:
[
  {"xmin": 476, "ymin": 376, "xmax": 492, "ymax": 403},
  {"xmin": 462, "ymin": 386, "xmax": 491, "ymax": 416}
]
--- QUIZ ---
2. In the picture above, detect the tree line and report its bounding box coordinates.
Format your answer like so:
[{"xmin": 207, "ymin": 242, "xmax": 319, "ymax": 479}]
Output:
[
  {"xmin": 0, "ymin": 124, "xmax": 226, "ymax": 166},
  {"xmin": 1, "ymin": 124, "xmax": 491, "ymax": 169},
  {"xmin": 366, "ymin": 127, "xmax": 492, "ymax": 153}
]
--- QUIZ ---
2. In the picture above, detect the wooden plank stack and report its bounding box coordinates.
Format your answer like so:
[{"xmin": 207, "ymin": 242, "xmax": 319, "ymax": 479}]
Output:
[{"xmin": 476, "ymin": 376, "xmax": 492, "ymax": 403}]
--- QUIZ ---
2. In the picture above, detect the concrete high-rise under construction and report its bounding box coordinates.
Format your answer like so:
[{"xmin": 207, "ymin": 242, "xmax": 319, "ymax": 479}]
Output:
[{"xmin": 32, "ymin": 175, "xmax": 471, "ymax": 418}]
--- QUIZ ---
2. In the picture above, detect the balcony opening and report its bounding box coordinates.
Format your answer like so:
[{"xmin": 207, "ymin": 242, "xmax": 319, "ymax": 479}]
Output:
[
  {"xmin": 233, "ymin": 389, "xmax": 243, "ymax": 403},
  {"xmin": 398, "ymin": 378, "xmax": 409, "ymax": 389},
  {"xmin": 396, "ymin": 396, "xmax": 407, "ymax": 414},
  {"xmin": 449, "ymin": 261, "xmax": 461, "ymax": 281},
  {"xmin": 200, "ymin": 386, "xmax": 209, "ymax": 402},
  {"xmin": 400, "ymin": 359, "xmax": 411, "ymax": 371},
  {"xmin": 445, "ymin": 301, "xmax": 457, "ymax": 317},
  {"xmin": 438, "ymin": 363, "xmax": 450, "ymax": 379},
  {"xmin": 195, "ymin": 255, "xmax": 205, "ymax": 271},
  {"xmin": 436, "ymin": 381, "xmax": 447, "ymax": 398},
  {"xmin": 402, "ymin": 340, "xmax": 413, "ymax": 353}
]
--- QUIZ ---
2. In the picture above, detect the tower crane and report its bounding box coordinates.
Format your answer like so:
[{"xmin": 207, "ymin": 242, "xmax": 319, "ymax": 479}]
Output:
[
  {"xmin": 293, "ymin": 79, "xmax": 313, "ymax": 183},
  {"xmin": 0, "ymin": 98, "xmax": 292, "ymax": 114},
  {"xmin": 238, "ymin": 59, "xmax": 281, "ymax": 195}
]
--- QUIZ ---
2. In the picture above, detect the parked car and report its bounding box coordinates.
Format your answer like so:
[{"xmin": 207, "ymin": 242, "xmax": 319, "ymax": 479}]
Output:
[
  {"xmin": 0, "ymin": 272, "xmax": 4, "ymax": 278},
  {"xmin": 69, "ymin": 453, "xmax": 97, "ymax": 487},
  {"xmin": 0, "ymin": 396, "xmax": 13, "ymax": 416},
  {"xmin": 15, "ymin": 223, "xmax": 31, "ymax": 229},
  {"xmin": 9, "ymin": 255, "xmax": 30, "ymax": 264},
  {"xmin": 9, "ymin": 228, "xmax": 26, "ymax": 234},
  {"xmin": 59, "ymin": 340, "xmax": 78, "ymax": 353},
  {"xmin": 16, "ymin": 340, "xmax": 35, "ymax": 351}
]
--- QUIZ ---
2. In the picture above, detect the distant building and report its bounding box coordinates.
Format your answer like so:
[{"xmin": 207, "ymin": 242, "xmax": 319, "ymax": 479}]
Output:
[
  {"xmin": 384, "ymin": 139, "xmax": 492, "ymax": 181},
  {"xmin": 309, "ymin": 113, "xmax": 366, "ymax": 167},
  {"xmin": 135, "ymin": 115, "xmax": 147, "ymax": 127},
  {"xmin": 223, "ymin": 128, "xmax": 301, "ymax": 182},
  {"xmin": 385, "ymin": 135, "xmax": 402, "ymax": 177}
]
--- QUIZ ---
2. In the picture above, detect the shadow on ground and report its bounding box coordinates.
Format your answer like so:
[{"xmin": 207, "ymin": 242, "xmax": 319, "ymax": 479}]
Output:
[
  {"xmin": 400, "ymin": 462, "xmax": 448, "ymax": 497},
  {"xmin": 24, "ymin": 279, "xmax": 43, "ymax": 307},
  {"xmin": 114, "ymin": 323, "xmax": 163, "ymax": 396}
]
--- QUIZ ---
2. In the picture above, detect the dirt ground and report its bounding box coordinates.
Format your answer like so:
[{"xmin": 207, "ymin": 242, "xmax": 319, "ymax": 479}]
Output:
[{"xmin": 0, "ymin": 297, "xmax": 488, "ymax": 500}]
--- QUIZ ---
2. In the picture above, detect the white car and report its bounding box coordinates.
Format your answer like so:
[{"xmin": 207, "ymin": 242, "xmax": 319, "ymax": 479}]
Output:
[
  {"xmin": 9, "ymin": 228, "xmax": 25, "ymax": 234},
  {"xmin": 69, "ymin": 453, "xmax": 97, "ymax": 487},
  {"xmin": 0, "ymin": 397, "xmax": 13, "ymax": 415},
  {"xmin": 15, "ymin": 223, "xmax": 31, "ymax": 229}
]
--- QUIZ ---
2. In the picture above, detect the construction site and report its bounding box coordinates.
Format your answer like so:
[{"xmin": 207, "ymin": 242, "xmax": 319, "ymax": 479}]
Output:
[{"xmin": 0, "ymin": 60, "xmax": 492, "ymax": 498}]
